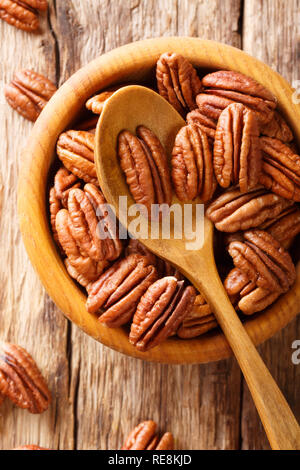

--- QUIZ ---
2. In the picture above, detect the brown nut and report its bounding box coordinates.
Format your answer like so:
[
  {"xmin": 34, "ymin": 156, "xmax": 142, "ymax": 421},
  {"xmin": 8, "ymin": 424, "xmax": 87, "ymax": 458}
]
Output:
[
  {"xmin": 214, "ymin": 103, "xmax": 261, "ymax": 192},
  {"xmin": 130, "ymin": 276, "xmax": 196, "ymax": 351},
  {"xmin": 156, "ymin": 52, "xmax": 202, "ymax": 116},
  {"xmin": 53, "ymin": 167, "xmax": 81, "ymax": 208},
  {"xmin": 260, "ymin": 205, "xmax": 300, "ymax": 249},
  {"xmin": 227, "ymin": 230, "xmax": 296, "ymax": 294},
  {"xmin": 86, "ymin": 254, "xmax": 158, "ymax": 327},
  {"xmin": 85, "ymin": 85, "xmax": 125, "ymax": 114},
  {"xmin": 55, "ymin": 209, "xmax": 107, "ymax": 285},
  {"xmin": 118, "ymin": 125, "xmax": 172, "ymax": 214},
  {"xmin": 171, "ymin": 124, "xmax": 216, "ymax": 201},
  {"xmin": 0, "ymin": 342, "xmax": 51, "ymax": 414},
  {"xmin": 261, "ymin": 111, "xmax": 293, "ymax": 143},
  {"xmin": 186, "ymin": 108, "xmax": 216, "ymax": 142},
  {"xmin": 4, "ymin": 69, "xmax": 56, "ymax": 121},
  {"xmin": 206, "ymin": 186, "xmax": 293, "ymax": 233},
  {"xmin": 49, "ymin": 187, "xmax": 62, "ymax": 248},
  {"xmin": 224, "ymin": 267, "xmax": 279, "ymax": 315},
  {"xmin": 177, "ymin": 294, "xmax": 217, "ymax": 338},
  {"xmin": 56, "ymin": 130, "xmax": 97, "ymax": 185},
  {"xmin": 259, "ymin": 136, "xmax": 300, "ymax": 201},
  {"xmin": 122, "ymin": 420, "xmax": 174, "ymax": 450},
  {"xmin": 201, "ymin": 70, "xmax": 276, "ymax": 125},
  {"xmin": 0, "ymin": 0, "xmax": 47, "ymax": 32}
]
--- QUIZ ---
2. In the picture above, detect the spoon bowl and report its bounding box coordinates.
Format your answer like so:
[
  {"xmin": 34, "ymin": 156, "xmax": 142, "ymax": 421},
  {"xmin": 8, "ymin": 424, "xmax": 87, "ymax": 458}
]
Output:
[{"xmin": 95, "ymin": 85, "xmax": 300, "ymax": 450}]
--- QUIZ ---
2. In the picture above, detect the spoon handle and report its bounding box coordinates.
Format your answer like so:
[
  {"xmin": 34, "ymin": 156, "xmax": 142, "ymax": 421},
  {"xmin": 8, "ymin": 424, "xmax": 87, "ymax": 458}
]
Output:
[{"xmin": 194, "ymin": 271, "xmax": 300, "ymax": 450}]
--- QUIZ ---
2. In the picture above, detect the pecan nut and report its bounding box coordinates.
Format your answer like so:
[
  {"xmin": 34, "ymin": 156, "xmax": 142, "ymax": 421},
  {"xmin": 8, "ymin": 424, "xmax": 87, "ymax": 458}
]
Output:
[
  {"xmin": 86, "ymin": 85, "xmax": 125, "ymax": 115},
  {"xmin": 122, "ymin": 420, "xmax": 174, "ymax": 450},
  {"xmin": 171, "ymin": 124, "xmax": 216, "ymax": 201},
  {"xmin": 177, "ymin": 294, "xmax": 217, "ymax": 338},
  {"xmin": 224, "ymin": 267, "xmax": 279, "ymax": 315},
  {"xmin": 129, "ymin": 276, "xmax": 196, "ymax": 351},
  {"xmin": 260, "ymin": 205, "xmax": 300, "ymax": 249},
  {"xmin": 0, "ymin": 342, "xmax": 51, "ymax": 414},
  {"xmin": 86, "ymin": 254, "xmax": 158, "ymax": 327},
  {"xmin": 186, "ymin": 108, "xmax": 216, "ymax": 142},
  {"xmin": 206, "ymin": 186, "xmax": 293, "ymax": 233},
  {"xmin": 156, "ymin": 52, "xmax": 202, "ymax": 116},
  {"xmin": 259, "ymin": 136, "xmax": 300, "ymax": 201},
  {"xmin": 0, "ymin": 0, "xmax": 47, "ymax": 32},
  {"xmin": 227, "ymin": 230, "xmax": 296, "ymax": 294},
  {"xmin": 53, "ymin": 167, "xmax": 81, "ymax": 208},
  {"xmin": 118, "ymin": 125, "xmax": 172, "ymax": 214},
  {"xmin": 56, "ymin": 130, "xmax": 98, "ymax": 185},
  {"xmin": 261, "ymin": 111, "xmax": 293, "ymax": 143},
  {"xmin": 201, "ymin": 70, "xmax": 276, "ymax": 125},
  {"xmin": 214, "ymin": 103, "xmax": 261, "ymax": 192},
  {"xmin": 4, "ymin": 69, "xmax": 56, "ymax": 121},
  {"xmin": 55, "ymin": 208, "xmax": 108, "ymax": 286}
]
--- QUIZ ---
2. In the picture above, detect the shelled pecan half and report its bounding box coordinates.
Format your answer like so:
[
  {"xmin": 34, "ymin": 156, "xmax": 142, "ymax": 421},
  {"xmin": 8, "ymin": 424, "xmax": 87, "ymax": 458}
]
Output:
[
  {"xmin": 0, "ymin": 0, "xmax": 47, "ymax": 32},
  {"xmin": 118, "ymin": 125, "xmax": 172, "ymax": 214},
  {"xmin": 130, "ymin": 276, "xmax": 196, "ymax": 351},
  {"xmin": 206, "ymin": 186, "xmax": 293, "ymax": 233},
  {"xmin": 228, "ymin": 230, "xmax": 296, "ymax": 296},
  {"xmin": 214, "ymin": 103, "xmax": 261, "ymax": 192},
  {"xmin": 56, "ymin": 130, "xmax": 98, "ymax": 185},
  {"xmin": 156, "ymin": 52, "xmax": 202, "ymax": 116},
  {"xmin": 171, "ymin": 124, "xmax": 216, "ymax": 201},
  {"xmin": 53, "ymin": 167, "xmax": 81, "ymax": 208},
  {"xmin": 186, "ymin": 108, "xmax": 216, "ymax": 142},
  {"xmin": 86, "ymin": 254, "xmax": 158, "ymax": 327},
  {"xmin": 55, "ymin": 208, "xmax": 108, "ymax": 287},
  {"xmin": 177, "ymin": 294, "xmax": 217, "ymax": 338},
  {"xmin": 224, "ymin": 267, "xmax": 279, "ymax": 315},
  {"xmin": 0, "ymin": 342, "xmax": 51, "ymax": 414},
  {"xmin": 4, "ymin": 69, "xmax": 56, "ymax": 121},
  {"xmin": 261, "ymin": 111, "xmax": 293, "ymax": 143},
  {"xmin": 200, "ymin": 70, "xmax": 276, "ymax": 125},
  {"xmin": 86, "ymin": 84, "xmax": 125, "ymax": 115},
  {"xmin": 122, "ymin": 420, "xmax": 174, "ymax": 450},
  {"xmin": 260, "ymin": 205, "xmax": 300, "ymax": 249},
  {"xmin": 260, "ymin": 136, "xmax": 300, "ymax": 201},
  {"xmin": 49, "ymin": 187, "xmax": 62, "ymax": 248}
]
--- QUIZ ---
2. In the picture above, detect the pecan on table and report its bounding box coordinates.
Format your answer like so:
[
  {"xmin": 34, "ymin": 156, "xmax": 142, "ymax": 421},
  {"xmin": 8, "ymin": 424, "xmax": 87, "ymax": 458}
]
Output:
[
  {"xmin": 122, "ymin": 420, "xmax": 174, "ymax": 450},
  {"xmin": 260, "ymin": 205, "xmax": 300, "ymax": 249},
  {"xmin": 0, "ymin": 342, "xmax": 51, "ymax": 414},
  {"xmin": 261, "ymin": 111, "xmax": 293, "ymax": 143},
  {"xmin": 130, "ymin": 276, "xmax": 196, "ymax": 351},
  {"xmin": 177, "ymin": 294, "xmax": 217, "ymax": 338},
  {"xmin": 227, "ymin": 230, "xmax": 296, "ymax": 295},
  {"xmin": 56, "ymin": 130, "xmax": 98, "ymax": 185},
  {"xmin": 186, "ymin": 108, "xmax": 216, "ymax": 142},
  {"xmin": 259, "ymin": 136, "xmax": 300, "ymax": 201},
  {"xmin": 86, "ymin": 254, "xmax": 158, "ymax": 327},
  {"xmin": 224, "ymin": 267, "xmax": 279, "ymax": 315},
  {"xmin": 206, "ymin": 186, "xmax": 293, "ymax": 233},
  {"xmin": 214, "ymin": 103, "xmax": 261, "ymax": 192},
  {"xmin": 14, "ymin": 445, "xmax": 49, "ymax": 450},
  {"xmin": 55, "ymin": 209, "xmax": 108, "ymax": 287},
  {"xmin": 156, "ymin": 52, "xmax": 202, "ymax": 116},
  {"xmin": 4, "ymin": 69, "xmax": 56, "ymax": 121},
  {"xmin": 171, "ymin": 124, "xmax": 216, "ymax": 202},
  {"xmin": 0, "ymin": 0, "xmax": 47, "ymax": 32},
  {"xmin": 201, "ymin": 70, "xmax": 277, "ymax": 125},
  {"xmin": 118, "ymin": 125, "xmax": 172, "ymax": 214}
]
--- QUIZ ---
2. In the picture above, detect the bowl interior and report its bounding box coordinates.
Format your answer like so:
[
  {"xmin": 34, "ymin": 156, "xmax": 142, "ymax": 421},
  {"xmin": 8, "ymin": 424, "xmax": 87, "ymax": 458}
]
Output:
[{"xmin": 18, "ymin": 37, "xmax": 300, "ymax": 364}]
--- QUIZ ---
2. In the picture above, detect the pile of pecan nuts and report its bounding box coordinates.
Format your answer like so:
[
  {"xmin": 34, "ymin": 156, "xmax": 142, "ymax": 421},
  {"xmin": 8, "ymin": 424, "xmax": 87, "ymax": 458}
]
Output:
[{"xmin": 45, "ymin": 52, "xmax": 300, "ymax": 352}]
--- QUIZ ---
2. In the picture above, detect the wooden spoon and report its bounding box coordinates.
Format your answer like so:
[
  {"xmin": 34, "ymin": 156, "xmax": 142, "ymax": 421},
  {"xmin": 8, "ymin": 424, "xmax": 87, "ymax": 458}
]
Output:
[{"xmin": 95, "ymin": 85, "xmax": 300, "ymax": 450}]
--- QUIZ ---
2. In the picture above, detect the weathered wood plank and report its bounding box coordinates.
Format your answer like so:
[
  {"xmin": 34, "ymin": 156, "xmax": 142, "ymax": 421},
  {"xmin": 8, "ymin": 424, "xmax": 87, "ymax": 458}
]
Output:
[
  {"xmin": 0, "ymin": 6, "xmax": 74, "ymax": 450},
  {"xmin": 242, "ymin": 0, "xmax": 300, "ymax": 450},
  {"xmin": 54, "ymin": 0, "xmax": 243, "ymax": 450}
]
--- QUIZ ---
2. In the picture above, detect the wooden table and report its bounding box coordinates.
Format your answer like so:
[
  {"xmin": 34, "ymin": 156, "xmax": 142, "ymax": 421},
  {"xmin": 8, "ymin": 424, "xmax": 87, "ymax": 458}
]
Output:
[{"xmin": 0, "ymin": 0, "xmax": 299, "ymax": 450}]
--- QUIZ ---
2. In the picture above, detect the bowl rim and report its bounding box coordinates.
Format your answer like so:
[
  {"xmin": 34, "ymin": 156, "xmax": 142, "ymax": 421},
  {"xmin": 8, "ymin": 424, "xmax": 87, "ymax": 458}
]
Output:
[{"xmin": 17, "ymin": 36, "xmax": 300, "ymax": 364}]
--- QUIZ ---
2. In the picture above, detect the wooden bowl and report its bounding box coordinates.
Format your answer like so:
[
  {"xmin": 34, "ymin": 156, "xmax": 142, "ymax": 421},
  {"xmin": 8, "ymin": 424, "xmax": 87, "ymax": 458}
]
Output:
[{"xmin": 18, "ymin": 37, "xmax": 300, "ymax": 364}]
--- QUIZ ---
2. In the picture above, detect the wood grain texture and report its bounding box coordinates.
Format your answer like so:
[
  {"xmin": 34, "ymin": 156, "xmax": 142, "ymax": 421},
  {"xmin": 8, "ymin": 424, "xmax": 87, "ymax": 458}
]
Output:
[{"xmin": 0, "ymin": 0, "xmax": 299, "ymax": 450}]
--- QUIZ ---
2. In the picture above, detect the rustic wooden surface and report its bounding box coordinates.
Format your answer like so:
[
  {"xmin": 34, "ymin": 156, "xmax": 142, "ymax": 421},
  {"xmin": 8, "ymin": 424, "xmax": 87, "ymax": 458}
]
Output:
[{"xmin": 0, "ymin": 0, "xmax": 299, "ymax": 450}]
